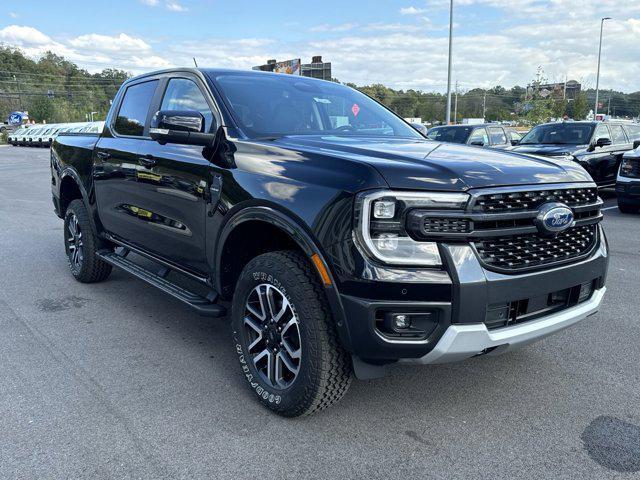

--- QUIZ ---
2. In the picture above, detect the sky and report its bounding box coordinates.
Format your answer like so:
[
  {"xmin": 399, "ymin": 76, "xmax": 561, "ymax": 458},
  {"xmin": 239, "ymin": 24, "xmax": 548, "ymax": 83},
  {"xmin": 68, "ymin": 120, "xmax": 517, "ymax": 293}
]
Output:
[{"xmin": 1, "ymin": 0, "xmax": 639, "ymax": 93}]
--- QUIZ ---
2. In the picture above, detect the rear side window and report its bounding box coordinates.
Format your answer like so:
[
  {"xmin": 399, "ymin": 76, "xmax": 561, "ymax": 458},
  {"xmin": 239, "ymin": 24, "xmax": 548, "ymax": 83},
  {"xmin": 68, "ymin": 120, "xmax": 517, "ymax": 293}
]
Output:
[
  {"xmin": 114, "ymin": 80, "xmax": 158, "ymax": 137},
  {"xmin": 160, "ymin": 78, "xmax": 214, "ymax": 132},
  {"xmin": 488, "ymin": 127, "xmax": 507, "ymax": 145},
  {"xmin": 609, "ymin": 125, "xmax": 628, "ymax": 144}
]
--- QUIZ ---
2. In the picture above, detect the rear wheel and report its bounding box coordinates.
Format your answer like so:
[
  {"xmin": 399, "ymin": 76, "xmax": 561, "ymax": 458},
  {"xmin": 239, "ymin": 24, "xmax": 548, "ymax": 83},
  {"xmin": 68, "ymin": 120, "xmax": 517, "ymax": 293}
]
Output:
[
  {"xmin": 231, "ymin": 250, "xmax": 352, "ymax": 417},
  {"xmin": 64, "ymin": 199, "xmax": 112, "ymax": 283}
]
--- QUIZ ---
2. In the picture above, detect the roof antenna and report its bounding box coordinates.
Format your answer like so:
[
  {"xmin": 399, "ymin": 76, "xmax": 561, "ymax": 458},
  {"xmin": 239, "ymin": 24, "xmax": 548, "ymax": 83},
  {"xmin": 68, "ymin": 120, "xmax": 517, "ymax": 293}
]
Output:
[{"xmin": 193, "ymin": 57, "xmax": 199, "ymax": 68}]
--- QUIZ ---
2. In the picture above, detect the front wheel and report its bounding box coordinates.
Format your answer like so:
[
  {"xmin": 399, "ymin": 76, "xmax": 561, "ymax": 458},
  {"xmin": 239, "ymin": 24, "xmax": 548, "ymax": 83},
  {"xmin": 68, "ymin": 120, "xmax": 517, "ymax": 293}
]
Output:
[
  {"xmin": 231, "ymin": 250, "xmax": 352, "ymax": 417},
  {"xmin": 618, "ymin": 202, "xmax": 639, "ymax": 214}
]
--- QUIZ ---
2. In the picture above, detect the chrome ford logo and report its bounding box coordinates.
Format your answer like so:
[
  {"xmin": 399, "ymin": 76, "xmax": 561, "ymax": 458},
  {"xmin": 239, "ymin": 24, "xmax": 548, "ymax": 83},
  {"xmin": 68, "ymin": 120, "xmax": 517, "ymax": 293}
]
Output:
[{"xmin": 535, "ymin": 202, "xmax": 574, "ymax": 235}]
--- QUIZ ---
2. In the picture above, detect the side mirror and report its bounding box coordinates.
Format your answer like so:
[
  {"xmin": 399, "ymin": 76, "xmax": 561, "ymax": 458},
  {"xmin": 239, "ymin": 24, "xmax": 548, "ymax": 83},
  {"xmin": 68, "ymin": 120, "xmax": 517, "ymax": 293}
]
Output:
[
  {"xmin": 470, "ymin": 140, "xmax": 485, "ymax": 147},
  {"xmin": 633, "ymin": 139, "xmax": 640, "ymax": 150},
  {"xmin": 511, "ymin": 139, "xmax": 520, "ymax": 146},
  {"xmin": 150, "ymin": 110, "xmax": 215, "ymax": 146},
  {"xmin": 595, "ymin": 137, "xmax": 612, "ymax": 148}
]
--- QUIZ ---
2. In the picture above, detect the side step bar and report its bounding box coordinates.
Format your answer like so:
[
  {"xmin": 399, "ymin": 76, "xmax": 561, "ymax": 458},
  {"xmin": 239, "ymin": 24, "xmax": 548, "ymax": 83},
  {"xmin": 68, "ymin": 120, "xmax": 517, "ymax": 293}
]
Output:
[{"xmin": 96, "ymin": 250, "xmax": 226, "ymax": 317}]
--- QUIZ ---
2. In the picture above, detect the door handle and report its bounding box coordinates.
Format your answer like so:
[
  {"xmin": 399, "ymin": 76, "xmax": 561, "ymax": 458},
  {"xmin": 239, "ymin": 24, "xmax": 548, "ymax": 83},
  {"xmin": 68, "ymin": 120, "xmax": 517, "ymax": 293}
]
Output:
[
  {"xmin": 96, "ymin": 151, "xmax": 111, "ymax": 160},
  {"xmin": 138, "ymin": 155, "xmax": 157, "ymax": 167}
]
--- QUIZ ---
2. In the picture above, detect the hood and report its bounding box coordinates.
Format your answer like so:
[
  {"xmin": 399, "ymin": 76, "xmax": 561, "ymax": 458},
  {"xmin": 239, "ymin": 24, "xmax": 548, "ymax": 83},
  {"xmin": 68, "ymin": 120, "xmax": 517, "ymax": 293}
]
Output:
[
  {"xmin": 273, "ymin": 135, "xmax": 593, "ymax": 191},
  {"xmin": 510, "ymin": 143, "xmax": 587, "ymax": 157}
]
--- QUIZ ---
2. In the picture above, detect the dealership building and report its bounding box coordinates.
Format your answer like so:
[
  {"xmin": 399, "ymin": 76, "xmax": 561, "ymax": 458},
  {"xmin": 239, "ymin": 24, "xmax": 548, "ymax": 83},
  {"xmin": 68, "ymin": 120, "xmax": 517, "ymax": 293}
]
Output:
[{"xmin": 253, "ymin": 56, "xmax": 332, "ymax": 81}]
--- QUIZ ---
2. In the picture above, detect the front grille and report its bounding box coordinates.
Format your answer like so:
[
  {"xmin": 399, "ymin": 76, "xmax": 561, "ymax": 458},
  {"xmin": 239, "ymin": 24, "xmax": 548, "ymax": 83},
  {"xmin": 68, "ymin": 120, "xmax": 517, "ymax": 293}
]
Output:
[
  {"xmin": 473, "ymin": 187, "xmax": 598, "ymax": 213},
  {"xmin": 474, "ymin": 224, "xmax": 597, "ymax": 272}
]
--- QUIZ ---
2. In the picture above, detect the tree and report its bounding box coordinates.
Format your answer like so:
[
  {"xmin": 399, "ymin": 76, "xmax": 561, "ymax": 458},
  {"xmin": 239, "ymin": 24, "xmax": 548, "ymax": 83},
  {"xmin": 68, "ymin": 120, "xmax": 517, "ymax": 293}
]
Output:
[{"xmin": 571, "ymin": 92, "xmax": 589, "ymax": 120}]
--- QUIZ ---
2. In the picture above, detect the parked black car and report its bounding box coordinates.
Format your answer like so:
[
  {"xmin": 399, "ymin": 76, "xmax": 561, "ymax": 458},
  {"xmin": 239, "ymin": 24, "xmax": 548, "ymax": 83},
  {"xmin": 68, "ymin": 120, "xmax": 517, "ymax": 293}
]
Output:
[
  {"xmin": 510, "ymin": 121, "xmax": 640, "ymax": 188},
  {"xmin": 51, "ymin": 68, "xmax": 608, "ymax": 416},
  {"xmin": 616, "ymin": 140, "xmax": 640, "ymax": 213},
  {"xmin": 426, "ymin": 123, "xmax": 522, "ymax": 149}
]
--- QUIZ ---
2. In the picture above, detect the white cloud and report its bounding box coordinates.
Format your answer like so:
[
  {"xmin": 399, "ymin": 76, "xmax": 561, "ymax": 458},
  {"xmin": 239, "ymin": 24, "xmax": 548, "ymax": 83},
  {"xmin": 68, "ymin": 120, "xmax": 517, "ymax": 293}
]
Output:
[
  {"xmin": 9, "ymin": 12, "xmax": 19, "ymax": 18},
  {"xmin": 69, "ymin": 33, "xmax": 151, "ymax": 53},
  {"xmin": 1, "ymin": 2, "xmax": 639, "ymax": 94},
  {"xmin": 165, "ymin": 1, "xmax": 188, "ymax": 12},
  {"xmin": 311, "ymin": 23, "xmax": 357, "ymax": 33},
  {"xmin": 400, "ymin": 6, "xmax": 427, "ymax": 15},
  {"xmin": 140, "ymin": 0, "xmax": 159, "ymax": 5}
]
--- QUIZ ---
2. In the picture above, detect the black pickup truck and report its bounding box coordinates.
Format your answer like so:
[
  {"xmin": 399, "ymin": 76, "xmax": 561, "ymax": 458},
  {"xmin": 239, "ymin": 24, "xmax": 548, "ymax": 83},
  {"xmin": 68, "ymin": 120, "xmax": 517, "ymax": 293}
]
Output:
[{"xmin": 51, "ymin": 68, "xmax": 608, "ymax": 417}]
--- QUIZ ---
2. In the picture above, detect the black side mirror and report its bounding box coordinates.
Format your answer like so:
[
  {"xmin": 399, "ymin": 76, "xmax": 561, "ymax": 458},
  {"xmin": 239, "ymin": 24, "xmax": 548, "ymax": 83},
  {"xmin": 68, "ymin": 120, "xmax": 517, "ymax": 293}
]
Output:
[
  {"xmin": 150, "ymin": 110, "xmax": 215, "ymax": 146},
  {"xmin": 469, "ymin": 140, "xmax": 485, "ymax": 147},
  {"xmin": 595, "ymin": 137, "xmax": 612, "ymax": 148},
  {"xmin": 633, "ymin": 139, "xmax": 640, "ymax": 149},
  {"xmin": 511, "ymin": 139, "xmax": 520, "ymax": 146}
]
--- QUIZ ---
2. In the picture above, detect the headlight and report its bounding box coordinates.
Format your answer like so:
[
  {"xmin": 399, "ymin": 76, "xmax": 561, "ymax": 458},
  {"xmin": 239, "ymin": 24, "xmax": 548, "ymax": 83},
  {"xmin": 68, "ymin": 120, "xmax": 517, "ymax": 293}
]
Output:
[
  {"xmin": 620, "ymin": 158, "xmax": 636, "ymax": 178},
  {"xmin": 355, "ymin": 190, "xmax": 469, "ymax": 266}
]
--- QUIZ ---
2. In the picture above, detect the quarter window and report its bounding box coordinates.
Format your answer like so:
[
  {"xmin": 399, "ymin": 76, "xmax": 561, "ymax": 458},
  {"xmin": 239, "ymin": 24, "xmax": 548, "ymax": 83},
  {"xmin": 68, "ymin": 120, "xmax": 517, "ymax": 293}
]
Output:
[
  {"xmin": 160, "ymin": 78, "xmax": 214, "ymax": 132},
  {"xmin": 488, "ymin": 127, "xmax": 507, "ymax": 145},
  {"xmin": 623, "ymin": 124, "xmax": 640, "ymax": 142},
  {"xmin": 114, "ymin": 80, "xmax": 159, "ymax": 137}
]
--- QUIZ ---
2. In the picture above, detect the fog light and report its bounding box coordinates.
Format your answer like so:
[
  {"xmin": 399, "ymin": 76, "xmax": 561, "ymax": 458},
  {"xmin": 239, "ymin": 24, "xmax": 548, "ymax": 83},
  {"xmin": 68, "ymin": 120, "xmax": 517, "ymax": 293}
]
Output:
[
  {"xmin": 375, "ymin": 233, "xmax": 399, "ymax": 251},
  {"xmin": 393, "ymin": 314, "xmax": 411, "ymax": 329}
]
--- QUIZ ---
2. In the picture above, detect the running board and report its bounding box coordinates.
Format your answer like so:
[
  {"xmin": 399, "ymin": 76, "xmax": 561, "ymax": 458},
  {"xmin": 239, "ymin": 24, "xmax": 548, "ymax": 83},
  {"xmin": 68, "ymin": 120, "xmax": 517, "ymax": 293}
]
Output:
[{"xmin": 96, "ymin": 250, "xmax": 226, "ymax": 317}]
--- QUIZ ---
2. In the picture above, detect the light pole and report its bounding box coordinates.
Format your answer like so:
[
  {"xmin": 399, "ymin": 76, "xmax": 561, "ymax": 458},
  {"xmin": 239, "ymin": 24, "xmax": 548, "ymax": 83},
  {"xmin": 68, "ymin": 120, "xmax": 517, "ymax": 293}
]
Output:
[
  {"xmin": 445, "ymin": 0, "xmax": 454, "ymax": 124},
  {"xmin": 594, "ymin": 17, "xmax": 611, "ymax": 118}
]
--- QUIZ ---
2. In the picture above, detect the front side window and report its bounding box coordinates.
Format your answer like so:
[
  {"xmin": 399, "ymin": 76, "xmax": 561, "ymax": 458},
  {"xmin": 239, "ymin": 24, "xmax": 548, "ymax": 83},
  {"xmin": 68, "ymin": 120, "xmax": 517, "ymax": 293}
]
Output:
[
  {"xmin": 593, "ymin": 124, "xmax": 611, "ymax": 142},
  {"xmin": 210, "ymin": 73, "xmax": 421, "ymax": 139},
  {"xmin": 488, "ymin": 127, "xmax": 507, "ymax": 145},
  {"xmin": 114, "ymin": 80, "xmax": 159, "ymax": 137},
  {"xmin": 609, "ymin": 125, "xmax": 628, "ymax": 144},
  {"xmin": 468, "ymin": 128, "xmax": 488, "ymax": 145},
  {"xmin": 508, "ymin": 130, "xmax": 522, "ymax": 142},
  {"xmin": 160, "ymin": 78, "xmax": 214, "ymax": 132}
]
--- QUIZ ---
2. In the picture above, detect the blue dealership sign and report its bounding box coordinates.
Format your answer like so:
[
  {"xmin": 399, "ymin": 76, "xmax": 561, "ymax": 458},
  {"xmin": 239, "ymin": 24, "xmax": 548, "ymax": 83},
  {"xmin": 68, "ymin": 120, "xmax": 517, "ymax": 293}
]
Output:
[{"xmin": 8, "ymin": 111, "xmax": 24, "ymax": 126}]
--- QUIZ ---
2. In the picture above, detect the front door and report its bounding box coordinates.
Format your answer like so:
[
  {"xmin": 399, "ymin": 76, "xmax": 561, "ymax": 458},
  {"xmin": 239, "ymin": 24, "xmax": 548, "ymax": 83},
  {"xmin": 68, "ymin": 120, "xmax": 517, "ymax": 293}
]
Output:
[{"xmin": 133, "ymin": 76, "xmax": 219, "ymax": 273}]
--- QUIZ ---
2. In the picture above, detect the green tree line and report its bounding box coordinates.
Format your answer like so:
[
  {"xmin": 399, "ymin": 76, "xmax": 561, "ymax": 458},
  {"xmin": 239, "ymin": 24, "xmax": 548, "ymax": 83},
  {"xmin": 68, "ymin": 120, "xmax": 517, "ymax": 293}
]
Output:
[{"xmin": 2, "ymin": 46, "xmax": 639, "ymax": 125}]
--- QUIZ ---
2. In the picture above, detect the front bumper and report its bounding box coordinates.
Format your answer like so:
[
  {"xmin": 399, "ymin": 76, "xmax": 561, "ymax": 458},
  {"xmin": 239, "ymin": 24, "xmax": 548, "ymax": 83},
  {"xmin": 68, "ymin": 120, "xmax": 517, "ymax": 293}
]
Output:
[
  {"xmin": 404, "ymin": 286, "xmax": 605, "ymax": 364},
  {"xmin": 333, "ymin": 226, "xmax": 608, "ymax": 362},
  {"xmin": 616, "ymin": 179, "xmax": 640, "ymax": 205}
]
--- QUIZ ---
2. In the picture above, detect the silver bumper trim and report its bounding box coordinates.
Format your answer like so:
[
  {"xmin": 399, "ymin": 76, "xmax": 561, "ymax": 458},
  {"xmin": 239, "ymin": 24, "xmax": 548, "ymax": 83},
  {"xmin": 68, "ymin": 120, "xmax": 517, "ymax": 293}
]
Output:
[{"xmin": 405, "ymin": 287, "xmax": 606, "ymax": 364}]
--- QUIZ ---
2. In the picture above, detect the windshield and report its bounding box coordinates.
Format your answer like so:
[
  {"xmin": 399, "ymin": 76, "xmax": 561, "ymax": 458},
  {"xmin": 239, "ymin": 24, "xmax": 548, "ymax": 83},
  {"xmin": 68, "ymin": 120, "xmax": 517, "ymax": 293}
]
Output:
[
  {"xmin": 426, "ymin": 126, "xmax": 474, "ymax": 144},
  {"xmin": 211, "ymin": 73, "xmax": 421, "ymax": 139},
  {"xmin": 520, "ymin": 124, "xmax": 594, "ymax": 145}
]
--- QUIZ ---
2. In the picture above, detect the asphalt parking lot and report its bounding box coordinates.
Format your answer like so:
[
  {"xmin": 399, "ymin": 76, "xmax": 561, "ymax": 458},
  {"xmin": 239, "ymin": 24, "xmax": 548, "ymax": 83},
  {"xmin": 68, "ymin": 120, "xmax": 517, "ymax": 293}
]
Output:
[{"xmin": 1, "ymin": 145, "xmax": 639, "ymax": 479}]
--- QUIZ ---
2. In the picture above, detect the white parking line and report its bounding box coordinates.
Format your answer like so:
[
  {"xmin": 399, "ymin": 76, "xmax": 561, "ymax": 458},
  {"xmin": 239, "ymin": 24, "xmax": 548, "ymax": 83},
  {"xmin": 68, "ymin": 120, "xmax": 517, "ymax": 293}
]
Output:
[{"xmin": 602, "ymin": 206, "xmax": 618, "ymax": 211}]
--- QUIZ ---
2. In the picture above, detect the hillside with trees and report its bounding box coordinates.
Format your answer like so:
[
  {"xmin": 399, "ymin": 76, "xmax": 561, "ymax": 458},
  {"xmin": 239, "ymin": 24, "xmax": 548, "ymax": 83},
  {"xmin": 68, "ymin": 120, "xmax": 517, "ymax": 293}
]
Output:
[{"xmin": 1, "ymin": 46, "xmax": 639, "ymax": 125}]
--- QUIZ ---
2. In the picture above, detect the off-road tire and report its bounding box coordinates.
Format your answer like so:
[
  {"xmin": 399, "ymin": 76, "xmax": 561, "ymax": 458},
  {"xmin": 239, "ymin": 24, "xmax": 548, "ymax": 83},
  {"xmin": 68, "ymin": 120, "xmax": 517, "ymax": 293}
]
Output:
[
  {"xmin": 64, "ymin": 199, "xmax": 112, "ymax": 283},
  {"xmin": 231, "ymin": 250, "xmax": 352, "ymax": 417}
]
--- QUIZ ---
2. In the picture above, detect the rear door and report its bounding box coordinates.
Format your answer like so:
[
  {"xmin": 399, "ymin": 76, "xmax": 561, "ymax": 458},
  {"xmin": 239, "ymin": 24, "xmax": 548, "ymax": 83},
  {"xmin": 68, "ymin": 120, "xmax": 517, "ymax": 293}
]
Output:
[
  {"xmin": 134, "ymin": 75, "xmax": 220, "ymax": 273},
  {"xmin": 94, "ymin": 78, "xmax": 160, "ymax": 245}
]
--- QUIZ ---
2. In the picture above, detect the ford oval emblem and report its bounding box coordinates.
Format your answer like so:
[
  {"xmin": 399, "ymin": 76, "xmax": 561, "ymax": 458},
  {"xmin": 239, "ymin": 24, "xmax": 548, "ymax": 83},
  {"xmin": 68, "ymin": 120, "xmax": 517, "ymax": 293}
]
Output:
[{"xmin": 535, "ymin": 202, "xmax": 574, "ymax": 235}]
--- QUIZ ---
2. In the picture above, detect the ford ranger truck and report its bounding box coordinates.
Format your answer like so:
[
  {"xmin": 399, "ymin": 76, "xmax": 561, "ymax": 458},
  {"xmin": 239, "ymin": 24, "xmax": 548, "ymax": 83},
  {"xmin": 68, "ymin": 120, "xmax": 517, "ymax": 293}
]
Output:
[{"xmin": 50, "ymin": 69, "xmax": 608, "ymax": 417}]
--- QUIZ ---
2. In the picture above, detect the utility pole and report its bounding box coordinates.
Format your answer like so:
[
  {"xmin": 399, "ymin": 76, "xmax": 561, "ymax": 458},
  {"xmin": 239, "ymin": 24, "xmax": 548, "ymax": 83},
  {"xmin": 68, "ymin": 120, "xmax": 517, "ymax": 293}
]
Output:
[
  {"xmin": 482, "ymin": 91, "xmax": 487, "ymax": 120},
  {"xmin": 607, "ymin": 95, "xmax": 611, "ymax": 116},
  {"xmin": 445, "ymin": 0, "xmax": 454, "ymax": 124},
  {"xmin": 13, "ymin": 75, "xmax": 23, "ymax": 111},
  {"xmin": 453, "ymin": 81, "xmax": 459, "ymax": 125},
  {"xmin": 594, "ymin": 17, "xmax": 611, "ymax": 117}
]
